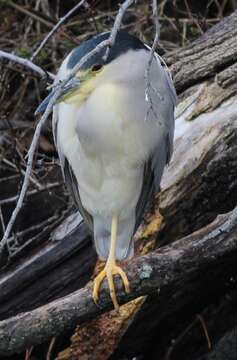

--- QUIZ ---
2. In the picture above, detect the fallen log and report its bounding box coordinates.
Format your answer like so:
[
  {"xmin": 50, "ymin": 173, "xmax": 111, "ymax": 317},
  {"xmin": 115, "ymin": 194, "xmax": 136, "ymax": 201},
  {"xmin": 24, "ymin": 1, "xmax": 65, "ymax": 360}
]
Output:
[
  {"xmin": 165, "ymin": 9, "xmax": 237, "ymax": 94},
  {"xmin": 0, "ymin": 215, "xmax": 96, "ymax": 320},
  {"xmin": 0, "ymin": 206, "xmax": 237, "ymax": 356}
]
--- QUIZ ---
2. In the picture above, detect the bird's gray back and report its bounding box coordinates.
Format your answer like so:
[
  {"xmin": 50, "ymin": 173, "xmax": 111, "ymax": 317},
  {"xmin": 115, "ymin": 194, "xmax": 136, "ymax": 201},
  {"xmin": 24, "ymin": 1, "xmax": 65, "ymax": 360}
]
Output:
[{"xmin": 135, "ymin": 51, "xmax": 176, "ymax": 232}]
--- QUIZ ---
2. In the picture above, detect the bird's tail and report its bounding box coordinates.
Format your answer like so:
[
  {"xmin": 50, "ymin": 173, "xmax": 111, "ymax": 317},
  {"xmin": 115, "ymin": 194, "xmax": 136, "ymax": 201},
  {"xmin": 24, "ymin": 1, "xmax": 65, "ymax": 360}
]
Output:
[{"xmin": 93, "ymin": 215, "xmax": 135, "ymax": 261}]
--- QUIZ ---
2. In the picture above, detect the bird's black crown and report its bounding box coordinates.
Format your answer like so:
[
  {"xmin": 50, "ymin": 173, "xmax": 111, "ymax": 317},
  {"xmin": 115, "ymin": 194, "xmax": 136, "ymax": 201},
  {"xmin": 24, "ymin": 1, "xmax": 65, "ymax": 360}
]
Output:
[{"xmin": 67, "ymin": 31, "xmax": 147, "ymax": 70}]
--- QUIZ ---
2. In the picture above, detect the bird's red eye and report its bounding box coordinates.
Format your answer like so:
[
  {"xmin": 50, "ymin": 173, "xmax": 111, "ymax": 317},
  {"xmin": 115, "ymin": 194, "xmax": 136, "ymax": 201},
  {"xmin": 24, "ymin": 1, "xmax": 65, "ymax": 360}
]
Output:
[{"xmin": 92, "ymin": 64, "xmax": 103, "ymax": 72}]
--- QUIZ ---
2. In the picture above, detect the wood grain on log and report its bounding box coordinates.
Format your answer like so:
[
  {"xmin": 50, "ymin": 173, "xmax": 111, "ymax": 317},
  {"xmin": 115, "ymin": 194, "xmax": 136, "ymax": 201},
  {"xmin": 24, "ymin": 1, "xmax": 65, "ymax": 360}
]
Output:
[
  {"xmin": 159, "ymin": 96, "xmax": 237, "ymax": 243},
  {"xmin": 165, "ymin": 10, "xmax": 237, "ymax": 93},
  {"xmin": 0, "ymin": 214, "xmax": 96, "ymax": 320}
]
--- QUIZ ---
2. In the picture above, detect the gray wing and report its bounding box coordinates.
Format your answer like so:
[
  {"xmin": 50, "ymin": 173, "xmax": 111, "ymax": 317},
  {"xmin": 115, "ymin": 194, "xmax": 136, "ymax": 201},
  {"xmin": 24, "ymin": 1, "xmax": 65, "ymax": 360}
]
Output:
[
  {"xmin": 52, "ymin": 105, "xmax": 93, "ymax": 232},
  {"xmin": 63, "ymin": 158, "xmax": 93, "ymax": 231},
  {"xmin": 135, "ymin": 51, "xmax": 176, "ymax": 231},
  {"xmin": 152, "ymin": 51, "xmax": 176, "ymax": 166},
  {"xmin": 135, "ymin": 139, "xmax": 168, "ymax": 231}
]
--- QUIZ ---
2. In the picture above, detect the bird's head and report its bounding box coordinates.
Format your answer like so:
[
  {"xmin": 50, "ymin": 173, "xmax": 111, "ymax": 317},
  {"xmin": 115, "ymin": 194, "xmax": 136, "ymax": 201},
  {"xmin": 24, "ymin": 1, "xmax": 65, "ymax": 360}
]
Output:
[{"xmin": 35, "ymin": 31, "xmax": 149, "ymax": 114}]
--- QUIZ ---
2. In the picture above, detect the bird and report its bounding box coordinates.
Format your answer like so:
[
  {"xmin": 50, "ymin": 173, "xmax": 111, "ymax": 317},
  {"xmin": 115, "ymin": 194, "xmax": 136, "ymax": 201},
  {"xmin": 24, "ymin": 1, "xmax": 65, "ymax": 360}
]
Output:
[{"xmin": 35, "ymin": 31, "xmax": 176, "ymax": 310}]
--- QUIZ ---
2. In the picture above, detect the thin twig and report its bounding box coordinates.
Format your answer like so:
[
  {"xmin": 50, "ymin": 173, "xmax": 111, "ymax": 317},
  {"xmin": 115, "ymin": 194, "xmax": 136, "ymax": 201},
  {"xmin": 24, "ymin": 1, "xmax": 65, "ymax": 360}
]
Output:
[
  {"xmin": 184, "ymin": 0, "xmax": 203, "ymax": 35},
  {"xmin": 0, "ymin": 182, "xmax": 62, "ymax": 206},
  {"xmin": 104, "ymin": 0, "xmax": 135, "ymax": 61},
  {"xmin": 1, "ymin": 0, "xmax": 135, "ymax": 248},
  {"xmin": 145, "ymin": 0, "xmax": 162, "ymax": 122},
  {"xmin": 165, "ymin": 318, "xmax": 198, "ymax": 360},
  {"xmin": 46, "ymin": 337, "xmax": 56, "ymax": 360},
  {"xmin": 165, "ymin": 310, "xmax": 212, "ymax": 360},
  {"xmin": 24, "ymin": 346, "xmax": 33, "ymax": 360},
  {"xmin": 197, "ymin": 314, "xmax": 212, "ymax": 350},
  {"xmin": 0, "ymin": 207, "xmax": 5, "ymax": 233},
  {"xmin": 8, "ymin": 1, "xmax": 54, "ymax": 28},
  {"xmin": 1, "ymin": 158, "xmax": 42, "ymax": 190},
  {"xmin": 31, "ymin": 0, "xmax": 89, "ymax": 61},
  {"xmin": 0, "ymin": 101, "xmax": 54, "ymax": 249},
  {"xmin": 2, "ymin": 211, "xmax": 67, "ymax": 260},
  {"xmin": 0, "ymin": 50, "xmax": 55, "ymax": 80}
]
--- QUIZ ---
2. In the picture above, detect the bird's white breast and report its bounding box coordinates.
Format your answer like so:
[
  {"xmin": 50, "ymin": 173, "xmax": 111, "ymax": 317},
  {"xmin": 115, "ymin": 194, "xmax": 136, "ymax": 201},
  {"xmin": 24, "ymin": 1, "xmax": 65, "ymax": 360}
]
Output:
[{"xmin": 57, "ymin": 76, "xmax": 161, "ymax": 220}]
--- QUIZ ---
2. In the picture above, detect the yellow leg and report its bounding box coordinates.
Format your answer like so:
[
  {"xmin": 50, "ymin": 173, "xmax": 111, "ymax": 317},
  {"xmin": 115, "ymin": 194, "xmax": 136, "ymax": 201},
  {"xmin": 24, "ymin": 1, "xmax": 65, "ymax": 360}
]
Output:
[{"xmin": 92, "ymin": 215, "xmax": 130, "ymax": 311}]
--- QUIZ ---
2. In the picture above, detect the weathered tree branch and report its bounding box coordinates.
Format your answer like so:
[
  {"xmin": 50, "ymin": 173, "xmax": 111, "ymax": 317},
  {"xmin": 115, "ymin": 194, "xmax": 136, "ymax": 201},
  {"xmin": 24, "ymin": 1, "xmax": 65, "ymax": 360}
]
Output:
[
  {"xmin": 30, "ymin": 0, "xmax": 89, "ymax": 61},
  {"xmin": 0, "ymin": 50, "xmax": 55, "ymax": 80},
  {"xmin": 0, "ymin": 206, "xmax": 236, "ymax": 356},
  {"xmin": 165, "ymin": 9, "xmax": 237, "ymax": 93}
]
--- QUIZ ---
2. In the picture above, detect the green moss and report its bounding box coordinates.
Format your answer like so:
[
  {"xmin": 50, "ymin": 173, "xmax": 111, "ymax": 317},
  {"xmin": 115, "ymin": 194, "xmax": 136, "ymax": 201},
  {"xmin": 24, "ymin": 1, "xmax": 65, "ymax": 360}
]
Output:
[
  {"xmin": 36, "ymin": 49, "xmax": 49, "ymax": 63},
  {"xmin": 189, "ymin": 25, "xmax": 200, "ymax": 36},
  {"xmin": 16, "ymin": 47, "xmax": 31, "ymax": 59}
]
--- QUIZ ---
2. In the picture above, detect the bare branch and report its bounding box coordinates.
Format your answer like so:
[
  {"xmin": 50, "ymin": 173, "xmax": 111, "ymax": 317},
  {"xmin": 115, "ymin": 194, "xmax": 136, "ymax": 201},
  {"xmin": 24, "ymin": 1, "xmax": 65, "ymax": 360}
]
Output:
[
  {"xmin": 0, "ymin": 50, "xmax": 55, "ymax": 80},
  {"xmin": 0, "ymin": 207, "xmax": 5, "ymax": 233},
  {"xmin": 1, "ymin": 158, "xmax": 43, "ymax": 190},
  {"xmin": 0, "ymin": 206, "xmax": 236, "ymax": 356},
  {"xmin": 0, "ymin": 0, "xmax": 136, "ymax": 249},
  {"xmin": 8, "ymin": 1, "xmax": 54, "ymax": 28},
  {"xmin": 0, "ymin": 182, "xmax": 62, "ymax": 206},
  {"xmin": 30, "ymin": 0, "xmax": 89, "ymax": 61},
  {"xmin": 0, "ymin": 100, "xmax": 55, "ymax": 250},
  {"xmin": 145, "ymin": 0, "xmax": 162, "ymax": 122},
  {"xmin": 104, "ymin": 0, "xmax": 135, "ymax": 61}
]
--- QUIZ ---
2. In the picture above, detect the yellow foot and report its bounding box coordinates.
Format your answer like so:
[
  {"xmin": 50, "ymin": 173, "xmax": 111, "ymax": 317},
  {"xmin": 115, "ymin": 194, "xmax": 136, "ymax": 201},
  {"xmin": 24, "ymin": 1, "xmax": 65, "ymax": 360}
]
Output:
[{"xmin": 92, "ymin": 262, "xmax": 130, "ymax": 311}]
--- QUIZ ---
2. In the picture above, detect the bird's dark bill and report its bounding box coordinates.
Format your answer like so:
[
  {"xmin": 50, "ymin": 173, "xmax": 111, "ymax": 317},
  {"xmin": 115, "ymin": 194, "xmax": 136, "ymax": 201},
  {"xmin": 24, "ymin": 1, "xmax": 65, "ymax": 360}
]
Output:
[
  {"xmin": 34, "ymin": 92, "xmax": 54, "ymax": 115},
  {"xmin": 34, "ymin": 78, "xmax": 81, "ymax": 115}
]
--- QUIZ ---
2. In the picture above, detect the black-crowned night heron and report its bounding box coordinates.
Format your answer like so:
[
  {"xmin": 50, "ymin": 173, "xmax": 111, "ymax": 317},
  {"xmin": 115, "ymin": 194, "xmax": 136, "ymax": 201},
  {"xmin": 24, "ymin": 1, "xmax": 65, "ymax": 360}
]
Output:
[{"xmin": 36, "ymin": 31, "xmax": 176, "ymax": 310}]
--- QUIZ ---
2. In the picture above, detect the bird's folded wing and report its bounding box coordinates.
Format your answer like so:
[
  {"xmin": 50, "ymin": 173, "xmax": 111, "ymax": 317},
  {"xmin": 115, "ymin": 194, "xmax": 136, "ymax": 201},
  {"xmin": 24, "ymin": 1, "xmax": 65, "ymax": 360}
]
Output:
[
  {"xmin": 135, "ymin": 52, "xmax": 176, "ymax": 231},
  {"xmin": 63, "ymin": 158, "xmax": 93, "ymax": 231},
  {"xmin": 52, "ymin": 104, "xmax": 93, "ymax": 232}
]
